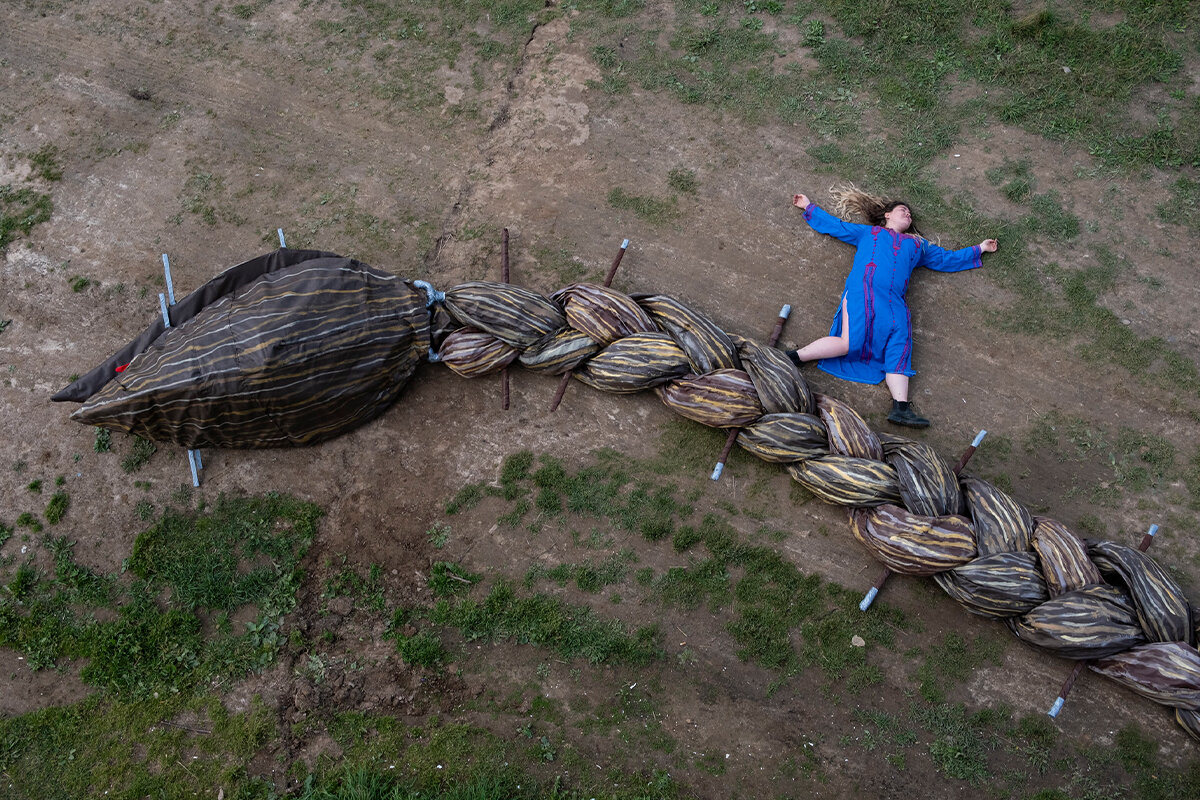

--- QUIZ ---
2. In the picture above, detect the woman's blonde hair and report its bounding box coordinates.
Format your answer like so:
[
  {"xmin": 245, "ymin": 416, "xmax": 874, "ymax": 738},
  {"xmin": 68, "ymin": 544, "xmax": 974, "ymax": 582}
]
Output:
[{"xmin": 829, "ymin": 183, "xmax": 924, "ymax": 237}]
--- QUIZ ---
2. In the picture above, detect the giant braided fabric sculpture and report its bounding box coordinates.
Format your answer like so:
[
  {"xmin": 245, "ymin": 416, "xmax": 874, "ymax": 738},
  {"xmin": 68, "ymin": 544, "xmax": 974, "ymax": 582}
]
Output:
[{"xmin": 52, "ymin": 249, "xmax": 1200, "ymax": 741}]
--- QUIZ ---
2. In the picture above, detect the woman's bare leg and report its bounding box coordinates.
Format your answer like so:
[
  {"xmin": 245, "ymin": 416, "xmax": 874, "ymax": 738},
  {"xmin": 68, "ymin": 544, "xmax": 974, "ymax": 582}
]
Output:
[
  {"xmin": 884, "ymin": 372, "xmax": 909, "ymax": 402},
  {"xmin": 884, "ymin": 372, "xmax": 929, "ymax": 427},
  {"xmin": 795, "ymin": 298, "xmax": 850, "ymax": 362}
]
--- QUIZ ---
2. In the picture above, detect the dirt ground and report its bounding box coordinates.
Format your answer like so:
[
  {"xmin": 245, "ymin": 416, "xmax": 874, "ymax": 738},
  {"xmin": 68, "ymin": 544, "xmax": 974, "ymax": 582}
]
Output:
[{"xmin": 2, "ymin": 1, "xmax": 1199, "ymax": 797}]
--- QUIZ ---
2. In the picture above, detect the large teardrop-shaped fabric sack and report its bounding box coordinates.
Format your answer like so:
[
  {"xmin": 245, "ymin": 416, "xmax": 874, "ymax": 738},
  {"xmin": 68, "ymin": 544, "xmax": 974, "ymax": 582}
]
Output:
[{"xmin": 57, "ymin": 251, "xmax": 430, "ymax": 448}]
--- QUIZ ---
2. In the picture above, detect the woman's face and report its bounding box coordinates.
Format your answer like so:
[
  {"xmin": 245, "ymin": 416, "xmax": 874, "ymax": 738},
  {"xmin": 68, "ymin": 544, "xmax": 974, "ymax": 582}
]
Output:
[{"xmin": 884, "ymin": 204, "xmax": 912, "ymax": 232}]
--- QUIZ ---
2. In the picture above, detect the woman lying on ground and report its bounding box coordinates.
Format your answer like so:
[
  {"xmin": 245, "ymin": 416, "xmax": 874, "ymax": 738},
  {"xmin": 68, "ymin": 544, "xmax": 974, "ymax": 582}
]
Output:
[{"xmin": 788, "ymin": 186, "xmax": 998, "ymax": 428}]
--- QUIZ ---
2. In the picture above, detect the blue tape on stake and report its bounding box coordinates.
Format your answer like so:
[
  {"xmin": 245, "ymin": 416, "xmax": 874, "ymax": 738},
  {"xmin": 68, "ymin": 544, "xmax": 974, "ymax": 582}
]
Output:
[
  {"xmin": 427, "ymin": 347, "xmax": 441, "ymax": 363},
  {"xmin": 162, "ymin": 254, "xmax": 176, "ymax": 305},
  {"xmin": 710, "ymin": 462, "xmax": 725, "ymax": 481},
  {"xmin": 859, "ymin": 587, "xmax": 878, "ymax": 614},
  {"xmin": 621, "ymin": 239, "xmax": 630, "ymax": 249},
  {"xmin": 158, "ymin": 294, "xmax": 171, "ymax": 327},
  {"xmin": 1048, "ymin": 697, "xmax": 1065, "ymax": 717},
  {"xmin": 194, "ymin": 449, "xmax": 203, "ymax": 471},
  {"xmin": 859, "ymin": 587, "xmax": 879, "ymax": 612},
  {"xmin": 278, "ymin": 228, "xmax": 286, "ymax": 248},
  {"xmin": 780, "ymin": 304, "xmax": 792, "ymax": 319},
  {"xmin": 413, "ymin": 280, "xmax": 445, "ymax": 307},
  {"xmin": 1147, "ymin": 524, "xmax": 1159, "ymax": 538},
  {"xmin": 187, "ymin": 450, "xmax": 200, "ymax": 487},
  {"xmin": 973, "ymin": 430, "xmax": 987, "ymax": 447}
]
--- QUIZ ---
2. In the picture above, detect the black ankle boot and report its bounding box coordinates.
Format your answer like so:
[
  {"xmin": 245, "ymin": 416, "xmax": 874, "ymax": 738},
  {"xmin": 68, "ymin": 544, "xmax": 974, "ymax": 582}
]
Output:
[{"xmin": 887, "ymin": 400, "xmax": 930, "ymax": 428}]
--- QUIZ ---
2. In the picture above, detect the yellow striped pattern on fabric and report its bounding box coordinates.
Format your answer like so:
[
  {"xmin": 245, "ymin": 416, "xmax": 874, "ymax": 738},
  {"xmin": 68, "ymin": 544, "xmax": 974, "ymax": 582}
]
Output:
[
  {"xmin": 74, "ymin": 262, "xmax": 428, "ymax": 449},
  {"xmin": 849, "ymin": 504, "xmax": 976, "ymax": 575},
  {"xmin": 879, "ymin": 434, "xmax": 962, "ymax": 517},
  {"xmin": 553, "ymin": 283, "xmax": 656, "ymax": 345},
  {"xmin": 962, "ymin": 476, "xmax": 1035, "ymax": 556},
  {"xmin": 656, "ymin": 369, "xmax": 762, "ymax": 428},
  {"xmin": 932, "ymin": 551, "xmax": 1049, "ymax": 618},
  {"xmin": 1090, "ymin": 540, "xmax": 1195, "ymax": 645},
  {"xmin": 438, "ymin": 327, "xmax": 518, "ymax": 378},
  {"xmin": 518, "ymin": 328, "xmax": 600, "ymax": 374},
  {"xmin": 736, "ymin": 412, "xmax": 827, "ymax": 463},
  {"xmin": 1090, "ymin": 642, "xmax": 1200, "ymax": 710},
  {"xmin": 442, "ymin": 281, "xmax": 566, "ymax": 348},
  {"xmin": 816, "ymin": 393, "xmax": 883, "ymax": 460},
  {"xmin": 1008, "ymin": 584, "xmax": 1146, "ymax": 660},
  {"xmin": 575, "ymin": 333, "xmax": 692, "ymax": 394},
  {"xmin": 1178, "ymin": 709, "xmax": 1200, "ymax": 739},
  {"xmin": 637, "ymin": 294, "xmax": 739, "ymax": 374},
  {"xmin": 1032, "ymin": 517, "xmax": 1103, "ymax": 597},
  {"xmin": 787, "ymin": 455, "xmax": 902, "ymax": 507},
  {"xmin": 735, "ymin": 337, "xmax": 814, "ymax": 415}
]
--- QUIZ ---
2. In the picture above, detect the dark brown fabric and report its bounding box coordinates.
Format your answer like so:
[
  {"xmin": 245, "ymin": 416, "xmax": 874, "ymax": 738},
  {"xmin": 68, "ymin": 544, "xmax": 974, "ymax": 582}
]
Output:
[
  {"xmin": 52, "ymin": 249, "xmax": 339, "ymax": 402},
  {"xmin": 71, "ymin": 256, "xmax": 429, "ymax": 448}
]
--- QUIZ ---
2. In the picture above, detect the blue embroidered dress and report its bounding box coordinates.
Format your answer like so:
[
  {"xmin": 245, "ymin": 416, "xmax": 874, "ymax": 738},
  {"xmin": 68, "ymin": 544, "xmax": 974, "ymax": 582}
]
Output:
[{"xmin": 802, "ymin": 203, "xmax": 982, "ymax": 384}]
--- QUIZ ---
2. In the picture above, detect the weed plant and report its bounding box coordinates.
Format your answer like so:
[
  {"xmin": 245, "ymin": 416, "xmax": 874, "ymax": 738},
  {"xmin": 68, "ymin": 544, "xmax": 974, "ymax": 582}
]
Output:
[{"xmin": 120, "ymin": 435, "xmax": 158, "ymax": 473}]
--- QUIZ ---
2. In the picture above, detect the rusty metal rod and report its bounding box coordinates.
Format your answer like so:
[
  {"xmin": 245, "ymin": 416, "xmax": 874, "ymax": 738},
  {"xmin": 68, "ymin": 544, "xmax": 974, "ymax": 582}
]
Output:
[
  {"xmin": 501, "ymin": 228, "xmax": 511, "ymax": 411},
  {"xmin": 1048, "ymin": 523, "xmax": 1158, "ymax": 718},
  {"xmin": 549, "ymin": 238, "xmax": 630, "ymax": 413},
  {"xmin": 859, "ymin": 429, "xmax": 987, "ymax": 611},
  {"xmin": 711, "ymin": 304, "xmax": 792, "ymax": 481}
]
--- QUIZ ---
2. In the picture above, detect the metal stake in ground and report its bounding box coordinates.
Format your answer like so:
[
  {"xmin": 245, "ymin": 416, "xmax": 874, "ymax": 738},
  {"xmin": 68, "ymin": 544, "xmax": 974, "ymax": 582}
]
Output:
[
  {"xmin": 711, "ymin": 304, "xmax": 792, "ymax": 481},
  {"xmin": 160, "ymin": 253, "xmax": 204, "ymax": 488},
  {"xmin": 1047, "ymin": 523, "xmax": 1159, "ymax": 718},
  {"xmin": 501, "ymin": 228, "xmax": 511, "ymax": 411},
  {"xmin": 549, "ymin": 238, "xmax": 630, "ymax": 413},
  {"xmin": 859, "ymin": 429, "xmax": 988, "ymax": 611}
]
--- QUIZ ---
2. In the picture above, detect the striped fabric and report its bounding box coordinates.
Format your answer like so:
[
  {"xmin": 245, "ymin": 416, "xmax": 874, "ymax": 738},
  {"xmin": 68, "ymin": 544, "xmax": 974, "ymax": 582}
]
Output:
[
  {"xmin": 636, "ymin": 293, "xmax": 739, "ymax": 375},
  {"xmin": 933, "ymin": 551, "xmax": 1049, "ymax": 618},
  {"xmin": 961, "ymin": 476, "xmax": 1034, "ymax": 556},
  {"xmin": 735, "ymin": 337, "xmax": 814, "ymax": 415},
  {"xmin": 73, "ymin": 258, "xmax": 429, "ymax": 448},
  {"xmin": 850, "ymin": 504, "xmax": 976, "ymax": 575},
  {"xmin": 1090, "ymin": 540, "xmax": 1195, "ymax": 645},
  {"xmin": 1008, "ymin": 584, "xmax": 1145, "ymax": 660},
  {"xmin": 656, "ymin": 369, "xmax": 762, "ymax": 428},
  {"xmin": 880, "ymin": 434, "xmax": 962, "ymax": 518},
  {"xmin": 442, "ymin": 281, "xmax": 565, "ymax": 348},
  {"xmin": 1032, "ymin": 517, "xmax": 1103, "ymax": 597},
  {"xmin": 816, "ymin": 393, "xmax": 883, "ymax": 460},
  {"xmin": 574, "ymin": 333, "xmax": 691, "ymax": 394},
  {"xmin": 787, "ymin": 455, "xmax": 902, "ymax": 507},
  {"xmin": 736, "ymin": 412, "xmax": 827, "ymax": 463},
  {"xmin": 438, "ymin": 327, "xmax": 518, "ymax": 378},
  {"xmin": 554, "ymin": 283, "xmax": 656, "ymax": 345},
  {"xmin": 1091, "ymin": 642, "xmax": 1200, "ymax": 710},
  {"xmin": 518, "ymin": 328, "xmax": 600, "ymax": 374}
]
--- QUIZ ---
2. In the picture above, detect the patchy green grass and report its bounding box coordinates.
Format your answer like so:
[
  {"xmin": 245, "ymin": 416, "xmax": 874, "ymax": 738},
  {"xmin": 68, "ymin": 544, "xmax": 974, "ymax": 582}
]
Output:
[
  {"xmin": 914, "ymin": 631, "xmax": 1007, "ymax": 705},
  {"xmin": 0, "ymin": 493, "xmax": 319, "ymax": 693},
  {"xmin": 323, "ymin": 559, "xmax": 387, "ymax": 612},
  {"xmin": 120, "ymin": 435, "xmax": 158, "ymax": 473},
  {"xmin": 430, "ymin": 576, "xmax": 662, "ymax": 665},
  {"xmin": 0, "ymin": 184, "xmax": 53, "ymax": 249},
  {"xmin": 607, "ymin": 187, "xmax": 680, "ymax": 225},
  {"xmin": 1158, "ymin": 176, "xmax": 1200, "ymax": 233},
  {"xmin": 43, "ymin": 490, "xmax": 69, "ymax": 525}
]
